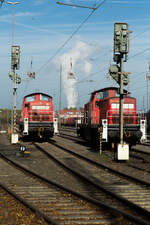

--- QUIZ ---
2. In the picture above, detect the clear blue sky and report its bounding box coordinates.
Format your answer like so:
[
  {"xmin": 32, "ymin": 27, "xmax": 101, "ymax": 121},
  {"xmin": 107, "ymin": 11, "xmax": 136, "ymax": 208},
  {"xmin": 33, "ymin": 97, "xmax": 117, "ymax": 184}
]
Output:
[{"xmin": 0, "ymin": 0, "xmax": 150, "ymax": 111}]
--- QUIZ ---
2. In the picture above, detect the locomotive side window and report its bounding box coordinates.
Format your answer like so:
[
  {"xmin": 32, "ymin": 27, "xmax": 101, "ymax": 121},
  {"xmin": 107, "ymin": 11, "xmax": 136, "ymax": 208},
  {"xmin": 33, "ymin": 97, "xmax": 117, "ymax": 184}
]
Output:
[
  {"xmin": 95, "ymin": 101, "xmax": 99, "ymax": 107},
  {"xmin": 97, "ymin": 92, "xmax": 103, "ymax": 99},
  {"xmin": 103, "ymin": 90, "xmax": 109, "ymax": 98},
  {"xmin": 26, "ymin": 95, "xmax": 36, "ymax": 102},
  {"xmin": 40, "ymin": 94, "xmax": 50, "ymax": 101}
]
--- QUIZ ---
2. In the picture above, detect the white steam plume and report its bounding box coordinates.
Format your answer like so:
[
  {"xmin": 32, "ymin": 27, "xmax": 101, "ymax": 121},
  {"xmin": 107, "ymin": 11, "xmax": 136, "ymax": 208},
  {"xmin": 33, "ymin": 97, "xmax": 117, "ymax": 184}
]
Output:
[{"xmin": 59, "ymin": 40, "xmax": 98, "ymax": 109}]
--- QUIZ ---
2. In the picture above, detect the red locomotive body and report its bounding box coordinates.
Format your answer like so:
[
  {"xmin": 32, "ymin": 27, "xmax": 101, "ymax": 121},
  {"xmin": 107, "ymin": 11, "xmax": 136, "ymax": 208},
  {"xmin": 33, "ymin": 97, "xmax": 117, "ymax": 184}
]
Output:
[
  {"xmin": 20, "ymin": 92, "xmax": 54, "ymax": 138},
  {"xmin": 78, "ymin": 87, "xmax": 143, "ymax": 146}
]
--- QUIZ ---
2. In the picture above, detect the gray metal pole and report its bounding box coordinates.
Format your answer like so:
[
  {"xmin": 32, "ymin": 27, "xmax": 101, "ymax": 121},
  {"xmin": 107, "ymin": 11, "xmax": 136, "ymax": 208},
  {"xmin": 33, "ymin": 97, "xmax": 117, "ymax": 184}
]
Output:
[
  {"xmin": 119, "ymin": 56, "xmax": 124, "ymax": 145},
  {"xmin": 13, "ymin": 68, "xmax": 17, "ymax": 133},
  {"xmin": 143, "ymin": 96, "xmax": 145, "ymax": 112},
  {"xmin": 11, "ymin": 4, "xmax": 14, "ymax": 45},
  {"xmin": 147, "ymin": 77, "xmax": 149, "ymax": 112},
  {"xmin": 12, "ymin": 4, "xmax": 16, "ymax": 134},
  {"xmin": 59, "ymin": 64, "xmax": 62, "ymax": 129},
  {"xmin": 11, "ymin": 79, "xmax": 13, "ymax": 133},
  {"xmin": 8, "ymin": 2, "xmax": 20, "ymax": 136}
]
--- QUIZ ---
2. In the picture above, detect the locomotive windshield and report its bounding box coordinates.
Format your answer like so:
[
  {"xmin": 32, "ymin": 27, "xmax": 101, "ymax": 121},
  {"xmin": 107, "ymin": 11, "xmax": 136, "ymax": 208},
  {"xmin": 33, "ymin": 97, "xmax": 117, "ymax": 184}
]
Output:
[
  {"xmin": 114, "ymin": 90, "xmax": 120, "ymax": 97},
  {"xmin": 40, "ymin": 94, "xmax": 50, "ymax": 101},
  {"xmin": 26, "ymin": 95, "xmax": 36, "ymax": 102}
]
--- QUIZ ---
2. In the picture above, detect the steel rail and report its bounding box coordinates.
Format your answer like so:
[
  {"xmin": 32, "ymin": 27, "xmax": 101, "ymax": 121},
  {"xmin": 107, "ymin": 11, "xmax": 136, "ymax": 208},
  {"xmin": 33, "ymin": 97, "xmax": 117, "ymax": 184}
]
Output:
[
  {"xmin": 53, "ymin": 136, "xmax": 150, "ymax": 187},
  {"xmin": 0, "ymin": 179, "xmax": 60, "ymax": 225},
  {"xmin": 0, "ymin": 151, "xmax": 149, "ymax": 225},
  {"xmin": 33, "ymin": 142, "xmax": 150, "ymax": 224}
]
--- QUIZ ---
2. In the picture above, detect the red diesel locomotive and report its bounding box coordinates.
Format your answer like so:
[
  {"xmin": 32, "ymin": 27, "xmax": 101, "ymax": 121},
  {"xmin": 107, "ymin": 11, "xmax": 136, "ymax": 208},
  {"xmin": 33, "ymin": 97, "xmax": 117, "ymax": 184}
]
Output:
[
  {"xmin": 19, "ymin": 92, "xmax": 54, "ymax": 139},
  {"xmin": 77, "ymin": 87, "xmax": 145, "ymax": 146}
]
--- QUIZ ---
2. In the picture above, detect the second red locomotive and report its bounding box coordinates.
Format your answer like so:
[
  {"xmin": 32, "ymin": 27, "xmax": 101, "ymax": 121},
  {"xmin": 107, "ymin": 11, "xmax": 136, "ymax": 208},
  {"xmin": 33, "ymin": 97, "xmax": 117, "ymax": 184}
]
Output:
[
  {"xmin": 77, "ymin": 87, "xmax": 146, "ymax": 147},
  {"xmin": 19, "ymin": 92, "xmax": 54, "ymax": 139}
]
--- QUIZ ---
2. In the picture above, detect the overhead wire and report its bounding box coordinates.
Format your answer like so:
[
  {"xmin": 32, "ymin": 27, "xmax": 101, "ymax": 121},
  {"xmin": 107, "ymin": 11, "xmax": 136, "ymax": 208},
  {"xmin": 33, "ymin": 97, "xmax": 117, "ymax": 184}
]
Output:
[
  {"xmin": 17, "ymin": 0, "xmax": 107, "ymax": 108},
  {"xmin": 36, "ymin": 0, "xmax": 107, "ymax": 75},
  {"xmin": 107, "ymin": 5, "xmax": 150, "ymax": 10},
  {"xmin": 76, "ymin": 32, "xmax": 150, "ymax": 105},
  {"xmin": 77, "ymin": 77, "xmax": 115, "ymax": 104},
  {"xmin": 129, "ymin": 47, "xmax": 150, "ymax": 60},
  {"xmin": 117, "ymin": 25, "xmax": 150, "ymax": 102},
  {"xmin": 128, "ymin": 23, "xmax": 150, "ymax": 104},
  {"xmin": 75, "ymin": 2, "xmax": 150, "ymax": 106},
  {"xmin": 71, "ymin": 23, "xmax": 150, "ymax": 89},
  {"xmin": 20, "ymin": 0, "xmax": 150, "ymax": 108},
  {"xmin": 131, "ymin": 26, "xmax": 150, "ymax": 40},
  {"xmin": 25, "ymin": 0, "xmax": 150, "ymax": 92}
]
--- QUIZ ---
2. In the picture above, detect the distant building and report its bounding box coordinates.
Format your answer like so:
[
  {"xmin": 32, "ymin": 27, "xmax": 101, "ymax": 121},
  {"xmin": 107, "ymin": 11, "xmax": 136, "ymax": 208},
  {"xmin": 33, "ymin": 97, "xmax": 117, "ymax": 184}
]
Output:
[{"xmin": 58, "ymin": 108, "xmax": 84, "ymax": 126}]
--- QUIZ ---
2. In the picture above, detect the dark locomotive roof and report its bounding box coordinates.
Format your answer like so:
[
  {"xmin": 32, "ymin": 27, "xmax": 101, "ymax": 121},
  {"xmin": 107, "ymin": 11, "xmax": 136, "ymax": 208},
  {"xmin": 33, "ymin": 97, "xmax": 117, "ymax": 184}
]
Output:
[
  {"xmin": 89, "ymin": 87, "xmax": 133, "ymax": 102},
  {"xmin": 24, "ymin": 92, "xmax": 52, "ymax": 99},
  {"xmin": 91, "ymin": 87, "xmax": 129, "ymax": 95}
]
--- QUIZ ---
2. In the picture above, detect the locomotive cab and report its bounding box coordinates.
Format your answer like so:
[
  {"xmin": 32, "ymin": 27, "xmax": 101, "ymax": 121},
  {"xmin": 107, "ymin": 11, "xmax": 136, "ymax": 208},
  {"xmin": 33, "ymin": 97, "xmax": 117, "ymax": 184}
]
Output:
[
  {"xmin": 20, "ymin": 92, "xmax": 54, "ymax": 139},
  {"xmin": 78, "ymin": 87, "xmax": 144, "ymax": 146}
]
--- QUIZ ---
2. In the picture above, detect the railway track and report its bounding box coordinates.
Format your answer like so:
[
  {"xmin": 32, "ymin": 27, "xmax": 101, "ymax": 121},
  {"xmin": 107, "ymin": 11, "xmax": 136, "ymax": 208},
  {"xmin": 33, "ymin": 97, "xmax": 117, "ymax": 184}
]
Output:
[
  {"xmin": 59, "ymin": 128, "xmax": 150, "ymax": 174},
  {"xmin": 30, "ymin": 139, "xmax": 150, "ymax": 224},
  {"xmin": 0, "ymin": 185, "xmax": 48, "ymax": 224},
  {"xmin": 59, "ymin": 126, "xmax": 77, "ymax": 131},
  {"xmin": 55, "ymin": 133, "xmax": 150, "ymax": 184},
  {"xmin": 1, "ymin": 130, "xmax": 150, "ymax": 224},
  {"xmin": 0, "ymin": 151, "xmax": 139, "ymax": 225}
]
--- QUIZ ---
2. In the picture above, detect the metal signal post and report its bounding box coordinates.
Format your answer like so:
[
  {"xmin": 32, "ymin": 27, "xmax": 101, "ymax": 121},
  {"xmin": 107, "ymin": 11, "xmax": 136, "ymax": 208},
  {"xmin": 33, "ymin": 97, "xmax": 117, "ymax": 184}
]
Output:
[
  {"xmin": 59, "ymin": 64, "xmax": 62, "ymax": 129},
  {"xmin": 109, "ymin": 22, "xmax": 130, "ymax": 160},
  {"xmin": 119, "ymin": 56, "xmax": 124, "ymax": 145},
  {"xmin": 11, "ymin": 45, "xmax": 20, "ymax": 134},
  {"xmin": 146, "ymin": 62, "xmax": 150, "ymax": 112},
  {"xmin": 114, "ymin": 23, "xmax": 129, "ymax": 146},
  {"xmin": 9, "ymin": 46, "xmax": 21, "ymax": 143},
  {"xmin": 8, "ymin": 1, "xmax": 21, "ymax": 144}
]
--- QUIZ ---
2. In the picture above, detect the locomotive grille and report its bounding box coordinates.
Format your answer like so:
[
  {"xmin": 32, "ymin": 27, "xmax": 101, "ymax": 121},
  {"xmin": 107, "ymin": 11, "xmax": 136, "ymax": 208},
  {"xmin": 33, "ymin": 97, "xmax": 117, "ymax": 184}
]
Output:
[
  {"xmin": 112, "ymin": 114, "xmax": 134, "ymax": 124},
  {"xmin": 32, "ymin": 115, "xmax": 40, "ymax": 121},
  {"xmin": 42, "ymin": 115, "xmax": 50, "ymax": 121},
  {"xmin": 124, "ymin": 117, "xmax": 134, "ymax": 124},
  {"xmin": 112, "ymin": 116, "xmax": 119, "ymax": 124},
  {"xmin": 29, "ymin": 110, "xmax": 51, "ymax": 122},
  {"xmin": 31, "ymin": 115, "xmax": 50, "ymax": 122}
]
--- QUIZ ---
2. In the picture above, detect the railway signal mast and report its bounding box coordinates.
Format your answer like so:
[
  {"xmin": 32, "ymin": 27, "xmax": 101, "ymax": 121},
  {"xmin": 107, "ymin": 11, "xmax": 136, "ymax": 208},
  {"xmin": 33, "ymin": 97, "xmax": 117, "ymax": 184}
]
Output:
[
  {"xmin": 146, "ymin": 62, "xmax": 150, "ymax": 113},
  {"xmin": 9, "ymin": 45, "xmax": 21, "ymax": 144},
  {"xmin": 109, "ymin": 22, "xmax": 130, "ymax": 160},
  {"xmin": 7, "ymin": 1, "xmax": 21, "ymax": 144}
]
